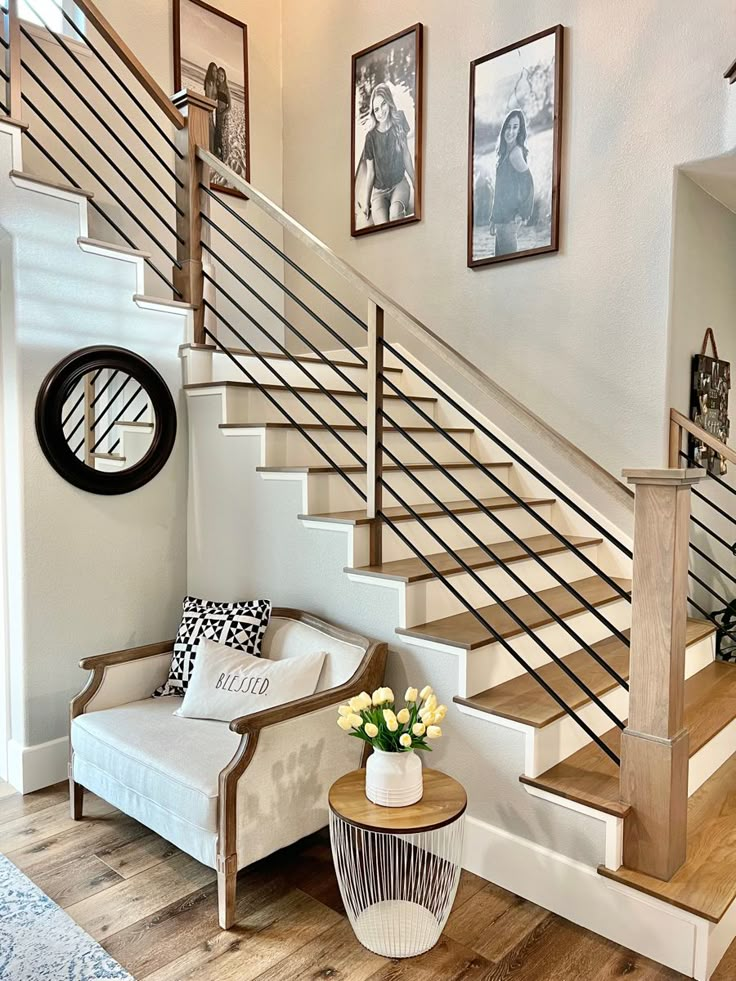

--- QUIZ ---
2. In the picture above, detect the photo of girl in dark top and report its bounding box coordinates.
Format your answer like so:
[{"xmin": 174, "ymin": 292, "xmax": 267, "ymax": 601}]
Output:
[
  {"xmin": 352, "ymin": 24, "xmax": 423, "ymax": 236},
  {"xmin": 490, "ymin": 110, "xmax": 534, "ymax": 255},
  {"xmin": 468, "ymin": 26, "xmax": 563, "ymax": 267}
]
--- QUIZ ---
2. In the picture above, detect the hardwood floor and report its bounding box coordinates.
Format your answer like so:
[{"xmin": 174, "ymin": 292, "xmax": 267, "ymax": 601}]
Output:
[{"xmin": 0, "ymin": 780, "xmax": 734, "ymax": 980}]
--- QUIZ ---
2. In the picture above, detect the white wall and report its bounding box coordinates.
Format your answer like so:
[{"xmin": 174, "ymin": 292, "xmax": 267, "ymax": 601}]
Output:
[
  {"xmin": 280, "ymin": 0, "xmax": 736, "ymax": 478},
  {"xmin": 0, "ymin": 124, "xmax": 188, "ymax": 788},
  {"xmin": 668, "ymin": 173, "xmax": 736, "ymax": 424},
  {"xmin": 668, "ymin": 172, "xmax": 736, "ymax": 615}
]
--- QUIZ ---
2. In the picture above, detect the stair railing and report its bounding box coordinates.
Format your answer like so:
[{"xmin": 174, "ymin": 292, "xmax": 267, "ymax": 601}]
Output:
[
  {"xmin": 195, "ymin": 147, "xmax": 637, "ymax": 765},
  {"xmin": 0, "ymin": 0, "xmax": 190, "ymax": 298},
  {"xmin": 670, "ymin": 409, "xmax": 736, "ymax": 654}
]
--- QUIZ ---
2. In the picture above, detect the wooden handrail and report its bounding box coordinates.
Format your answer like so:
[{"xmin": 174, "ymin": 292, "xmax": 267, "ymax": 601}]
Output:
[
  {"xmin": 73, "ymin": 0, "xmax": 185, "ymax": 130},
  {"xmin": 669, "ymin": 408, "xmax": 736, "ymax": 468},
  {"xmin": 197, "ymin": 146, "xmax": 633, "ymax": 509}
]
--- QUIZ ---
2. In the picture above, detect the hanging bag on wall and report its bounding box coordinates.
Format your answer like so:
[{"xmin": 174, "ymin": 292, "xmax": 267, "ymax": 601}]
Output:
[{"xmin": 689, "ymin": 327, "xmax": 731, "ymax": 475}]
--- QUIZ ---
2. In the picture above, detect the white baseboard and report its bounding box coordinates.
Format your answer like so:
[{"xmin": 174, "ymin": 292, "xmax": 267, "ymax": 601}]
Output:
[
  {"xmin": 7, "ymin": 737, "xmax": 68, "ymax": 794},
  {"xmin": 461, "ymin": 814, "xmax": 724, "ymax": 980}
]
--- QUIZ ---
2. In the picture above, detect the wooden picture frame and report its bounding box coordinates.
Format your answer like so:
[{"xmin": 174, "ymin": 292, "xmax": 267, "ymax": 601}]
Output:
[
  {"xmin": 468, "ymin": 25, "xmax": 563, "ymax": 268},
  {"xmin": 173, "ymin": 0, "xmax": 250, "ymax": 198},
  {"xmin": 351, "ymin": 23, "xmax": 424, "ymax": 238}
]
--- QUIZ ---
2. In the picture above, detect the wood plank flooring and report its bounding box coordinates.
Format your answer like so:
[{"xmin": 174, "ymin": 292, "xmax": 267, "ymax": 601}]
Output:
[{"xmin": 1, "ymin": 780, "xmax": 734, "ymax": 980}]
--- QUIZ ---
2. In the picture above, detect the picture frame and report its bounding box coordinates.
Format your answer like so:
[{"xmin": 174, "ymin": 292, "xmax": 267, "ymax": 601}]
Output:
[
  {"xmin": 351, "ymin": 23, "xmax": 424, "ymax": 238},
  {"xmin": 468, "ymin": 25, "xmax": 563, "ymax": 268},
  {"xmin": 173, "ymin": 0, "xmax": 250, "ymax": 198}
]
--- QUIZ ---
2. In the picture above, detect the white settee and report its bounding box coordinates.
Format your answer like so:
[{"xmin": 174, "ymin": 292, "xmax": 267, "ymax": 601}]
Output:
[{"xmin": 69, "ymin": 608, "xmax": 387, "ymax": 927}]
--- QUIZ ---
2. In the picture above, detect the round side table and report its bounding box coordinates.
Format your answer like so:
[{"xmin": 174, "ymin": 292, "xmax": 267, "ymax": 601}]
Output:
[{"xmin": 328, "ymin": 768, "xmax": 467, "ymax": 958}]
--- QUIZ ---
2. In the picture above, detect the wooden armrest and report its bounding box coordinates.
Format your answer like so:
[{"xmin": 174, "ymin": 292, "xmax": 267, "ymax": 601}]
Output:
[
  {"xmin": 79, "ymin": 639, "xmax": 174, "ymax": 670},
  {"xmin": 229, "ymin": 641, "xmax": 388, "ymax": 735}
]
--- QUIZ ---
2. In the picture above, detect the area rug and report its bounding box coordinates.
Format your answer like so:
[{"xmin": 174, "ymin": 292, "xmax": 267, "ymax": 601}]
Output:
[{"xmin": 0, "ymin": 853, "xmax": 133, "ymax": 980}]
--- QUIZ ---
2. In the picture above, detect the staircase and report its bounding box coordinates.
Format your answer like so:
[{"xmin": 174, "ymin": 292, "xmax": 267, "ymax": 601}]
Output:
[{"xmin": 2, "ymin": 3, "xmax": 736, "ymax": 978}]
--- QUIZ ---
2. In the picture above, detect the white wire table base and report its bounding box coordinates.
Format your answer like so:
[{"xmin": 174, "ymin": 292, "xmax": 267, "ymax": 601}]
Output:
[{"xmin": 329, "ymin": 810, "xmax": 465, "ymax": 958}]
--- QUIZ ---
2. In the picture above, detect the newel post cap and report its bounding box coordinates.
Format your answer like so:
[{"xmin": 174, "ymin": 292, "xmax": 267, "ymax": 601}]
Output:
[
  {"xmin": 170, "ymin": 88, "xmax": 217, "ymax": 114},
  {"xmin": 622, "ymin": 467, "xmax": 705, "ymax": 487}
]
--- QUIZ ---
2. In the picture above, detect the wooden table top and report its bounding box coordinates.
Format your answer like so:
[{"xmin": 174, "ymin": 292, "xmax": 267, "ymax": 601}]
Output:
[{"xmin": 328, "ymin": 769, "xmax": 467, "ymax": 833}]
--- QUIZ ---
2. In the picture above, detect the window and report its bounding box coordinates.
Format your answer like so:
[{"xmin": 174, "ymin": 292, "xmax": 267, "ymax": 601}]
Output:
[{"xmin": 18, "ymin": 0, "xmax": 84, "ymax": 37}]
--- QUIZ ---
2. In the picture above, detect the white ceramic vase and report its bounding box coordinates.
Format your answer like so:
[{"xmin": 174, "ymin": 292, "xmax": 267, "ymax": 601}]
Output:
[{"xmin": 365, "ymin": 748, "xmax": 423, "ymax": 807}]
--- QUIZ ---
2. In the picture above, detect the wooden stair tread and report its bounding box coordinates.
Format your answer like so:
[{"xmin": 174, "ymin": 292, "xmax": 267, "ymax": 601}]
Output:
[
  {"xmin": 256, "ymin": 461, "xmax": 511, "ymax": 475},
  {"xmin": 133, "ymin": 294, "xmax": 193, "ymax": 310},
  {"xmin": 1, "ymin": 118, "xmax": 30, "ymax": 131},
  {"xmin": 78, "ymin": 237, "xmax": 152, "ymax": 260},
  {"xmin": 521, "ymin": 657, "xmax": 733, "ymax": 819},
  {"xmin": 117, "ymin": 420, "xmax": 154, "ymax": 429},
  {"xmin": 179, "ymin": 343, "xmax": 402, "ymax": 374},
  {"xmin": 185, "ymin": 380, "xmax": 435, "ymax": 403},
  {"xmin": 218, "ymin": 422, "xmax": 474, "ymax": 434},
  {"xmin": 599, "ymin": 753, "xmax": 736, "ymax": 922},
  {"xmin": 91, "ymin": 452, "xmax": 125, "ymax": 462},
  {"xmin": 10, "ymin": 169, "xmax": 94, "ymax": 198},
  {"xmin": 396, "ymin": 576, "xmax": 631, "ymax": 651},
  {"xmin": 347, "ymin": 533, "xmax": 600, "ymax": 584},
  {"xmin": 301, "ymin": 495, "xmax": 554, "ymax": 527},
  {"xmin": 459, "ymin": 618, "xmax": 714, "ymax": 728}
]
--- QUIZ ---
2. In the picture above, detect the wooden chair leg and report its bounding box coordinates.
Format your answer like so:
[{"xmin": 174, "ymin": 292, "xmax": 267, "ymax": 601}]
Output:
[
  {"xmin": 70, "ymin": 777, "xmax": 84, "ymax": 820},
  {"xmin": 217, "ymin": 854, "xmax": 238, "ymax": 929}
]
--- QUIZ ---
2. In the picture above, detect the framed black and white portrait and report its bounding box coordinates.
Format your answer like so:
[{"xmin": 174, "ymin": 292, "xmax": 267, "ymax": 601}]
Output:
[
  {"xmin": 468, "ymin": 25, "xmax": 563, "ymax": 267},
  {"xmin": 174, "ymin": 0, "xmax": 250, "ymax": 197},
  {"xmin": 351, "ymin": 24, "xmax": 424, "ymax": 237}
]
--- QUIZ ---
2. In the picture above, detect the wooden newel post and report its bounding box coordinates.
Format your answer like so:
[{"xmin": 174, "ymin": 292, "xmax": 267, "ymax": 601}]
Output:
[
  {"xmin": 366, "ymin": 301, "xmax": 384, "ymax": 566},
  {"xmin": 620, "ymin": 467, "xmax": 704, "ymax": 880},
  {"xmin": 5, "ymin": 0, "xmax": 22, "ymax": 121},
  {"xmin": 171, "ymin": 88, "xmax": 215, "ymax": 346}
]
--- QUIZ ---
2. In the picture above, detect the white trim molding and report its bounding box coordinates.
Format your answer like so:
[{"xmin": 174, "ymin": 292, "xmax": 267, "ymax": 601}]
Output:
[
  {"xmin": 462, "ymin": 813, "xmax": 731, "ymax": 980},
  {"xmin": 7, "ymin": 736, "xmax": 68, "ymax": 794}
]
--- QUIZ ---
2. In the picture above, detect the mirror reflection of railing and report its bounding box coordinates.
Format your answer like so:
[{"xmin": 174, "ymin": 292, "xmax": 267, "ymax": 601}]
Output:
[
  {"xmin": 36, "ymin": 347, "xmax": 175, "ymax": 495},
  {"xmin": 61, "ymin": 368, "xmax": 154, "ymax": 472}
]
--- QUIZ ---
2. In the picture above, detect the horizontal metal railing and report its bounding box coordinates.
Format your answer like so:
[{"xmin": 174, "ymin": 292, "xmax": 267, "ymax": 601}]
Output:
[
  {"xmin": 675, "ymin": 446, "xmax": 736, "ymax": 653},
  {"xmin": 193, "ymin": 151, "xmax": 634, "ymax": 764},
  {"xmin": 2, "ymin": 0, "xmax": 183, "ymax": 297}
]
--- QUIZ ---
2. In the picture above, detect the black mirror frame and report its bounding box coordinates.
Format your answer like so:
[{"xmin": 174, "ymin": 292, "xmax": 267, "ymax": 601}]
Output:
[{"xmin": 35, "ymin": 346, "xmax": 177, "ymax": 496}]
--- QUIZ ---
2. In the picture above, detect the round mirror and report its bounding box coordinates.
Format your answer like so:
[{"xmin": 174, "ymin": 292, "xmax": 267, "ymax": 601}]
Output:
[{"xmin": 35, "ymin": 346, "xmax": 177, "ymax": 495}]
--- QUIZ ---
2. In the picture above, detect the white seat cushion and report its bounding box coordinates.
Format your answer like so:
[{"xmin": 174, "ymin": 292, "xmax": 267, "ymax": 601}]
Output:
[{"xmin": 71, "ymin": 698, "xmax": 240, "ymax": 865}]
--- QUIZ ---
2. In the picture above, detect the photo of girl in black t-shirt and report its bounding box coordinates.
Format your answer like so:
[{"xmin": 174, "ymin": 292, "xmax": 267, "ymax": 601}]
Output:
[
  {"xmin": 351, "ymin": 25, "xmax": 423, "ymax": 236},
  {"xmin": 357, "ymin": 83, "xmax": 416, "ymax": 227}
]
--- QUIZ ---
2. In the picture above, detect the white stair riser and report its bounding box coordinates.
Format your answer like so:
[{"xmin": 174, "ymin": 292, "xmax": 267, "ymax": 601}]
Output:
[
  {"xmin": 115, "ymin": 426, "xmax": 153, "ymax": 468},
  {"xmin": 251, "ymin": 426, "xmax": 475, "ymax": 468},
  {"xmin": 349, "ymin": 542, "xmax": 602, "ymax": 629},
  {"xmin": 207, "ymin": 350, "xmax": 386, "ymax": 391},
  {"xmin": 222, "ymin": 385, "xmax": 436, "ymax": 428},
  {"xmin": 523, "ymin": 634, "xmax": 713, "ymax": 777},
  {"xmin": 302, "ymin": 501, "xmax": 553, "ymax": 568},
  {"xmin": 399, "ymin": 542, "xmax": 603, "ymax": 628},
  {"xmin": 373, "ymin": 502, "xmax": 556, "ymax": 563},
  {"xmin": 288, "ymin": 464, "xmax": 517, "ymax": 513},
  {"xmin": 453, "ymin": 599, "xmax": 634, "ymax": 696}
]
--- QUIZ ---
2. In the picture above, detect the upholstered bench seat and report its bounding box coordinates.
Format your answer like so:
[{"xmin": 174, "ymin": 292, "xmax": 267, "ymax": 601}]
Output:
[{"xmin": 72, "ymin": 697, "xmax": 239, "ymax": 865}]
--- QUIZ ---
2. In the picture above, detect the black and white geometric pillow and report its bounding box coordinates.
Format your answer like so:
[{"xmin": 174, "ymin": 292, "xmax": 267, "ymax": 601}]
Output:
[{"xmin": 153, "ymin": 596, "xmax": 272, "ymax": 698}]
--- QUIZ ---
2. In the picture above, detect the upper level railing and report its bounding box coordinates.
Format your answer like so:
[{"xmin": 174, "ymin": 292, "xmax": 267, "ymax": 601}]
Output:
[
  {"xmin": 2, "ymin": 0, "xmax": 186, "ymax": 295},
  {"xmin": 0, "ymin": 1, "xmax": 707, "ymax": 881},
  {"xmin": 670, "ymin": 408, "xmax": 736, "ymax": 657}
]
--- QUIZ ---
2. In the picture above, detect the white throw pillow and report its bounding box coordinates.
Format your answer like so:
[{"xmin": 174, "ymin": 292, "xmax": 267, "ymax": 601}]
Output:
[{"xmin": 176, "ymin": 639, "xmax": 327, "ymax": 723}]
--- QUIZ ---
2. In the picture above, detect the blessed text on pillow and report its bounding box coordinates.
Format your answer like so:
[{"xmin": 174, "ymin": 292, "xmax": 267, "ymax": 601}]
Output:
[{"xmin": 176, "ymin": 638, "xmax": 326, "ymax": 722}]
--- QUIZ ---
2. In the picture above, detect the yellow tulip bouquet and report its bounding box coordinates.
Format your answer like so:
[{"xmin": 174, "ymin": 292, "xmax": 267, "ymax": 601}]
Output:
[{"xmin": 336, "ymin": 685, "xmax": 446, "ymax": 752}]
